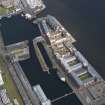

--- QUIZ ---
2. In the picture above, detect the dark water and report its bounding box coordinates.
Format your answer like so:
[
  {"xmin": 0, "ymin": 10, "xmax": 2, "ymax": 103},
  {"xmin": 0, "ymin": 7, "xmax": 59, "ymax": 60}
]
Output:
[{"xmin": 0, "ymin": 0, "xmax": 105, "ymax": 105}]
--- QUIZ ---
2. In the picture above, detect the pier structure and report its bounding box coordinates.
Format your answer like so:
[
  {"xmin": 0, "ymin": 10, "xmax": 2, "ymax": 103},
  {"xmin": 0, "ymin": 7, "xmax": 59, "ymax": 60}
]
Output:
[
  {"xmin": 5, "ymin": 57, "xmax": 32, "ymax": 105},
  {"xmin": 0, "ymin": 31, "xmax": 26, "ymax": 105},
  {"xmin": 34, "ymin": 15, "xmax": 105, "ymax": 105},
  {"xmin": 4, "ymin": 52, "xmax": 41, "ymax": 105},
  {"xmin": 40, "ymin": 37, "xmax": 58, "ymax": 70},
  {"xmin": 6, "ymin": 40, "xmax": 30, "ymax": 62},
  {"xmin": 33, "ymin": 35, "xmax": 65, "ymax": 75},
  {"xmin": 33, "ymin": 85, "xmax": 52, "ymax": 105},
  {"xmin": 0, "ymin": 31, "xmax": 40, "ymax": 105},
  {"xmin": 33, "ymin": 36, "xmax": 49, "ymax": 73},
  {"xmin": 12, "ymin": 61, "xmax": 40, "ymax": 105}
]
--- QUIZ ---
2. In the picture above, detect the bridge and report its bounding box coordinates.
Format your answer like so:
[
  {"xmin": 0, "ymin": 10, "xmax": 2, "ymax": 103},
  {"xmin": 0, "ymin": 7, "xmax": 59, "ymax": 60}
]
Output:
[{"xmin": 51, "ymin": 91, "xmax": 74, "ymax": 103}]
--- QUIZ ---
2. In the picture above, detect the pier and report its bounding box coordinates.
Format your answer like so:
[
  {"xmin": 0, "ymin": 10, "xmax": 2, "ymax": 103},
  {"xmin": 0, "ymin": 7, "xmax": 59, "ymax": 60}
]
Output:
[
  {"xmin": 6, "ymin": 56, "xmax": 32, "ymax": 105},
  {"xmin": 42, "ymin": 41, "xmax": 57, "ymax": 69},
  {"xmin": 0, "ymin": 31, "xmax": 25, "ymax": 105},
  {"xmin": 33, "ymin": 36, "xmax": 63, "ymax": 73},
  {"xmin": 34, "ymin": 15, "xmax": 105, "ymax": 105},
  {"xmin": 6, "ymin": 40, "xmax": 30, "ymax": 62},
  {"xmin": 33, "ymin": 36, "xmax": 49, "ymax": 73},
  {"xmin": 0, "ymin": 31, "xmax": 40, "ymax": 105}
]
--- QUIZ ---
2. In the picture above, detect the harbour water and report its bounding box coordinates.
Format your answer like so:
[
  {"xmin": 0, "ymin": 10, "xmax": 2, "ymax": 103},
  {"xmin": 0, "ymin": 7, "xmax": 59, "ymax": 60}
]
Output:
[{"xmin": 1, "ymin": 0, "xmax": 105, "ymax": 105}]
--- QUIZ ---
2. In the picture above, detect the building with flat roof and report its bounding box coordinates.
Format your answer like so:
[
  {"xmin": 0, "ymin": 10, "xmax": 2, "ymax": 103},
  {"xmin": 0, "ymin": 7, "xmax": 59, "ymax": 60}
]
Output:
[
  {"xmin": 6, "ymin": 40, "xmax": 30, "ymax": 62},
  {"xmin": 33, "ymin": 85, "xmax": 51, "ymax": 105}
]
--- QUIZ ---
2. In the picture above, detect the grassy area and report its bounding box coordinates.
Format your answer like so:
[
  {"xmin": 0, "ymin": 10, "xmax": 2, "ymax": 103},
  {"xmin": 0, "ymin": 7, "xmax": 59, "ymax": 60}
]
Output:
[
  {"xmin": 0, "ymin": 54, "xmax": 24, "ymax": 105},
  {"xmin": 0, "ymin": 6, "xmax": 15, "ymax": 15}
]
